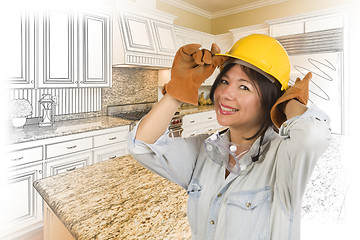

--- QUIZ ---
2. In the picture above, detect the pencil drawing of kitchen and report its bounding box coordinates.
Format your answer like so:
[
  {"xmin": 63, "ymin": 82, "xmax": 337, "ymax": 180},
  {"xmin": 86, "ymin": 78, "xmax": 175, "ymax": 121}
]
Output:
[{"xmin": 2, "ymin": 0, "xmax": 360, "ymax": 239}]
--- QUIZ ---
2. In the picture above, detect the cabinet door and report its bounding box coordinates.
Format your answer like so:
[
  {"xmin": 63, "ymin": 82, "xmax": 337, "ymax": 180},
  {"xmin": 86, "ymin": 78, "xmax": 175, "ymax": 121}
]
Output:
[
  {"xmin": 44, "ymin": 151, "xmax": 92, "ymax": 177},
  {"xmin": 93, "ymin": 142, "xmax": 127, "ymax": 164},
  {"xmin": 79, "ymin": 11, "xmax": 112, "ymax": 87},
  {"xmin": 38, "ymin": 10, "xmax": 77, "ymax": 88},
  {"xmin": 0, "ymin": 163, "xmax": 43, "ymax": 239},
  {"xmin": 152, "ymin": 20, "xmax": 177, "ymax": 56},
  {"xmin": 5, "ymin": 10, "xmax": 35, "ymax": 88},
  {"xmin": 120, "ymin": 12, "xmax": 157, "ymax": 54}
]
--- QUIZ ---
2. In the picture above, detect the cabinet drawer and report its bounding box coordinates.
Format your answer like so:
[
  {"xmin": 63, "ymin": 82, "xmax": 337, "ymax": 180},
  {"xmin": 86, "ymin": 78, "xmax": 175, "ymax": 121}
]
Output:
[
  {"xmin": 46, "ymin": 137, "xmax": 92, "ymax": 159},
  {"xmin": 8, "ymin": 146, "xmax": 43, "ymax": 167},
  {"xmin": 45, "ymin": 151, "xmax": 92, "ymax": 177},
  {"xmin": 93, "ymin": 130, "xmax": 128, "ymax": 148},
  {"xmin": 183, "ymin": 111, "xmax": 216, "ymax": 127}
]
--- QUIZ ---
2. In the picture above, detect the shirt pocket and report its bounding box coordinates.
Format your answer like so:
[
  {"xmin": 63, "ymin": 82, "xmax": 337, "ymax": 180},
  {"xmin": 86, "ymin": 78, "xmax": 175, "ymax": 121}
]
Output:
[
  {"xmin": 225, "ymin": 186, "xmax": 272, "ymax": 240},
  {"xmin": 187, "ymin": 178, "xmax": 202, "ymax": 236}
]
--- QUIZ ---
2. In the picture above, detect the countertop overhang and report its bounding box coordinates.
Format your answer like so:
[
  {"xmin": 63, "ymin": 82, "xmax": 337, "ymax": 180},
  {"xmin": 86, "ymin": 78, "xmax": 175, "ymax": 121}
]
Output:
[{"xmin": 33, "ymin": 155, "xmax": 191, "ymax": 239}]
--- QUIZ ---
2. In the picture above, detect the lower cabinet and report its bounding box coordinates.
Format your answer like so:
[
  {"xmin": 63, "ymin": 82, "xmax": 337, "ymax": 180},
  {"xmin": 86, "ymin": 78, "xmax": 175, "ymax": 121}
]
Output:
[
  {"xmin": 0, "ymin": 163, "xmax": 43, "ymax": 239},
  {"xmin": 182, "ymin": 111, "xmax": 222, "ymax": 138},
  {"xmin": 93, "ymin": 141, "xmax": 127, "ymax": 164},
  {"xmin": 44, "ymin": 203, "xmax": 75, "ymax": 240},
  {"xmin": 45, "ymin": 151, "xmax": 92, "ymax": 177},
  {"xmin": 3, "ymin": 125, "xmax": 129, "ymax": 239}
]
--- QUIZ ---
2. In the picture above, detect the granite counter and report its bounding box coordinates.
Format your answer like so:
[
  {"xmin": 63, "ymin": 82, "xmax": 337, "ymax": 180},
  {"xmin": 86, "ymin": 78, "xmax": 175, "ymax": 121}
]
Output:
[
  {"xmin": 33, "ymin": 155, "xmax": 191, "ymax": 240},
  {"xmin": 8, "ymin": 116, "xmax": 132, "ymax": 144}
]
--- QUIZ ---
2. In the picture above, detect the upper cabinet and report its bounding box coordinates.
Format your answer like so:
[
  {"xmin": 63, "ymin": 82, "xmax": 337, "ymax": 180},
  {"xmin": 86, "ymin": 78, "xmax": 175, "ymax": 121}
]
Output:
[
  {"xmin": 8, "ymin": 9, "xmax": 112, "ymax": 89},
  {"xmin": 78, "ymin": 11, "xmax": 112, "ymax": 87},
  {"xmin": 269, "ymin": 14, "xmax": 344, "ymax": 37},
  {"xmin": 113, "ymin": 2, "xmax": 177, "ymax": 68},
  {"xmin": 5, "ymin": 11, "xmax": 35, "ymax": 88},
  {"xmin": 37, "ymin": 10, "xmax": 77, "ymax": 88}
]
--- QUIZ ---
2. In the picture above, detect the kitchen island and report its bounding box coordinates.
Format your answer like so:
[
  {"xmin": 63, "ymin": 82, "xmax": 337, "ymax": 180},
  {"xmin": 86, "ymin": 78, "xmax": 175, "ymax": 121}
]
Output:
[{"xmin": 33, "ymin": 155, "xmax": 191, "ymax": 240}]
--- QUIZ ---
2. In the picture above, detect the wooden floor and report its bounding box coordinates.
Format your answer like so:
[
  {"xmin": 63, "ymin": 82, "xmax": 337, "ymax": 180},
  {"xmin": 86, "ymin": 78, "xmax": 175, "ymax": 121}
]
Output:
[{"xmin": 12, "ymin": 227, "xmax": 43, "ymax": 240}]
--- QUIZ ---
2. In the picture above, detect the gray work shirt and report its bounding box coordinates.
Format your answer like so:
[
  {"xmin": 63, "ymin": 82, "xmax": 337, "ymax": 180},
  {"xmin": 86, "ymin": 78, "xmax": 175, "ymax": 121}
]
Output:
[{"xmin": 127, "ymin": 104, "xmax": 332, "ymax": 240}]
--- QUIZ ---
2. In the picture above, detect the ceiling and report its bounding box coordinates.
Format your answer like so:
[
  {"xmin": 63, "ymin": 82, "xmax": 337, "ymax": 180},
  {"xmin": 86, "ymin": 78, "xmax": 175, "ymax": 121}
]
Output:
[{"xmin": 162, "ymin": 0, "xmax": 287, "ymax": 19}]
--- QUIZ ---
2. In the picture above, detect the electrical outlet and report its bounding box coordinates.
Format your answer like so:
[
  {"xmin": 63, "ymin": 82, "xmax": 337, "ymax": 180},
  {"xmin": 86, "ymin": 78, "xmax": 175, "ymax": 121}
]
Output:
[{"xmin": 53, "ymin": 96, "xmax": 58, "ymax": 106}]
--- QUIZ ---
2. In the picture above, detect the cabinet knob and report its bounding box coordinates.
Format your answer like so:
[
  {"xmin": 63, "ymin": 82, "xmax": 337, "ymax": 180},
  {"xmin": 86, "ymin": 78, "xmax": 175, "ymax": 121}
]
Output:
[{"xmin": 109, "ymin": 155, "xmax": 117, "ymax": 159}]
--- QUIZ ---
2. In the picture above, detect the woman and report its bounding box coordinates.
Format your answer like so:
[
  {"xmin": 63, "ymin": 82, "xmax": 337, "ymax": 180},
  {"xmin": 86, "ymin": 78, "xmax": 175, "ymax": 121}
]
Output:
[{"xmin": 127, "ymin": 34, "xmax": 331, "ymax": 240}]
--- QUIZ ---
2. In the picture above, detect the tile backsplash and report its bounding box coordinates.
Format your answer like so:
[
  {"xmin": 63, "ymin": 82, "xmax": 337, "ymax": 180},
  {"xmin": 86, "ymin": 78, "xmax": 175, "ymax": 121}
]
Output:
[
  {"xmin": 6, "ymin": 67, "xmax": 159, "ymax": 121},
  {"xmin": 101, "ymin": 67, "xmax": 158, "ymax": 113}
]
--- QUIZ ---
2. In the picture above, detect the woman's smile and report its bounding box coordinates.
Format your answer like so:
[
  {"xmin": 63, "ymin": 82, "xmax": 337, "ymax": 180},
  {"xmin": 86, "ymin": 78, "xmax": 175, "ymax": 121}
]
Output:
[{"xmin": 219, "ymin": 103, "xmax": 239, "ymax": 115}]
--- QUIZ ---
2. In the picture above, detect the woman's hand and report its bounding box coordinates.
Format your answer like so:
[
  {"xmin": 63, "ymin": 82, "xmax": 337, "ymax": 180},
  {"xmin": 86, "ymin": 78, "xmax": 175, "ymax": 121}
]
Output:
[{"xmin": 271, "ymin": 72, "xmax": 312, "ymax": 128}]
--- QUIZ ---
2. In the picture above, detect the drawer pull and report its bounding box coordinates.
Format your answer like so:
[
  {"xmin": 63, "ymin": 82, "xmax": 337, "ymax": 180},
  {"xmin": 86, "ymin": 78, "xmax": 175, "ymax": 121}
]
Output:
[
  {"xmin": 11, "ymin": 156, "xmax": 24, "ymax": 161},
  {"xmin": 66, "ymin": 167, "xmax": 76, "ymax": 171},
  {"xmin": 109, "ymin": 137, "xmax": 117, "ymax": 141},
  {"xmin": 67, "ymin": 145, "xmax": 77, "ymax": 149},
  {"xmin": 208, "ymin": 117, "xmax": 213, "ymax": 119},
  {"xmin": 190, "ymin": 120, "xmax": 195, "ymax": 123},
  {"xmin": 109, "ymin": 155, "xmax": 117, "ymax": 159}
]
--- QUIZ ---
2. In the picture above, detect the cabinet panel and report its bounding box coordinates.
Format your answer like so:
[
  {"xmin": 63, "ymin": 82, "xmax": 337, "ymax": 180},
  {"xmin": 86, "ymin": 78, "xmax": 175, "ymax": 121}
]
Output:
[
  {"xmin": 45, "ymin": 151, "xmax": 92, "ymax": 177},
  {"xmin": 152, "ymin": 21, "xmax": 177, "ymax": 54},
  {"xmin": 5, "ymin": 11, "xmax": 35, "ymax": 88},
  {"xmin": 270, "ymin": 21, "xmax": 304, "ymax": 37},
  {"xmin": 8, "ymin": 145, "xmax": 43, "ymax": 167},
  {"xmin": 93, "ymin": 142, "xmax": 127, "ymax": 164},
  {"xmin": 46, "ymin": 137, "xmax": 92, "ymax": 159},
  {"xmin": 0, "ymin": 163, "xmax": 43, "ymax": 238},
  {"xmin": 305, "ymin": 15, "xmax": 343, "ymax": 33},
  {"xmin": 93, "ymin": 130, "xmax": 128, "ymax": 148},
  {"xmin": 120, "ymin": 13, "xmax": 157, "ymax": 54},
  {"xmin": 79, "ymin": 11, "xmax": 111, "ymax": 87},
  {"xmin": 38, "ymin": 10, "xmax": 77, "ymax": 87}
]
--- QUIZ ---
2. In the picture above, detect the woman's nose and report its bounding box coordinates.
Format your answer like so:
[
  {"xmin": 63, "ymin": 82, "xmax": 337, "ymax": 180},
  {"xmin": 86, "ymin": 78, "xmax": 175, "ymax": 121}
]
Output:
[{"xmin": 221, "ymin": 84, "xmax": 236, "ymax": 100}]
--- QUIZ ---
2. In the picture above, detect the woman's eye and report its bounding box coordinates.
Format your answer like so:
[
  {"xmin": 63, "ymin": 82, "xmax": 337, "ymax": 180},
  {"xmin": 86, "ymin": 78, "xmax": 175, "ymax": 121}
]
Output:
[
  {"xmin": 220, "ymin": 79, "xmax": 229, "ymax": 85},
  {"xmin": 240, "ymin": 85, "xmax": 249, "ymax": 91}
]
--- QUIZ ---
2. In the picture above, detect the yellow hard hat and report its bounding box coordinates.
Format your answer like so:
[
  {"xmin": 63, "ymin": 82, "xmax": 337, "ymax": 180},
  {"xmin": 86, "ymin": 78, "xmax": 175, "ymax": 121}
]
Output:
[{"xmin": 217, "ymin": 34, "xmax": 290, "ymax": 91}]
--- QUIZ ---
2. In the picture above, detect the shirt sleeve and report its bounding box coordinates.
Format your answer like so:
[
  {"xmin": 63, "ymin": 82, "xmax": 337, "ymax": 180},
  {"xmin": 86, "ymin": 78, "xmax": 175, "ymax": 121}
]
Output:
[
  {"xmin": 127, "ymin": 120, "xmax": 206, "ymax": 189},
  {"xmin": 275, "ymin": 104, "xmax": 332, "ymax": 214}
]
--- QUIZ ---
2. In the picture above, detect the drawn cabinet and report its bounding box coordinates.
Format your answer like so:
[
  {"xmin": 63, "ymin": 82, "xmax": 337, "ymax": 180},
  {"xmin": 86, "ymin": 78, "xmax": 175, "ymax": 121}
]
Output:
[
  {"xmin": 79, "ymin": 11, "xmax": 112, "ymax": 87},
  {"xmin": 5, "ymin": 11, "xmax": 35, "ymax": 88},
  {"xmin": 1, "ymin": 146, "xmax": 44, "ymax": 239}
]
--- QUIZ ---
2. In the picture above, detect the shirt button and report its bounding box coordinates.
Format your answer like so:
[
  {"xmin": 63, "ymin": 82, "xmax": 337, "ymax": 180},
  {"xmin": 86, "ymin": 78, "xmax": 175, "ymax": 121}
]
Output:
[
  {"xmin": 210, "ymin": 220, "xmax": 215, "ymax": 225},
  {"xmin": 217, "ymin": 193, "xmax": 222, "ymax": 197},
  {"xmin": 246, "ymin": 202, "xmax": 251, "ymax": 208}
]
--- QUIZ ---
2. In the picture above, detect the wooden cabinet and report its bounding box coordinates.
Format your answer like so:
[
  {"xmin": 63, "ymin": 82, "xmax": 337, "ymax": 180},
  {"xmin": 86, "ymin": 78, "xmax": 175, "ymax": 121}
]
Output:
[
  {"xmin": 269, "ymin": 13, "xmax": 344, "ymax": 37},
  {"xmin": 113, "ymin": 10, "xmax": 177, "ymax": 68},
  {"xmin": 37, "ymin": 10, "xmax": 77, "ymax": 88},
  {"xmin": 7, "ymin": 9, "xmax": 112, "ymax": 89},
  {"xmin": 5, "ymin": 10, "xmax": 35, "ymax": 88},
  {"xmin": 44, "ymin": 203, "xmax": 75, "ymax": 240},
  {"xmin": 45, "ymin": 151, "xmax": 92, "ymax": 177},
  {"xmin": 3, "ymin": 124, "xmax": 129, "ymax": 239},
  {"xmin": 1, "ymin": 148, "xmax": 43, "ymax": 239},
  {"xmin": 93, "ymin": 142, "xmax": 127, "ymax": 164},
  {"xmin": 182, "ymin": 111, "xmax": 222, "ymax": 138},
  {"xmin": 79, "ymin": 11, "xmax": 112, "ymax": 87}
]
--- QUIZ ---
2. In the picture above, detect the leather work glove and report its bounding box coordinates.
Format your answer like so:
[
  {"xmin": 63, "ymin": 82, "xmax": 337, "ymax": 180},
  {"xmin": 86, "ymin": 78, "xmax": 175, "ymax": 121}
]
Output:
[
  {"xmin": 270, "ymin": 72, "xmax": 312, "ymax": 128},
  {"xmin": 163, "ymin": 43, "xmax": 228, "ymax": 105}
]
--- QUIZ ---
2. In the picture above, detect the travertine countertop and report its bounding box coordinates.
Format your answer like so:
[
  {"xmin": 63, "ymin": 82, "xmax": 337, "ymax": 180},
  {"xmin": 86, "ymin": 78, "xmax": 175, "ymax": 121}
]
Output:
[
  {"xmin": 8, "ymin": 116, "xmax": 132, "ymax": 144},
  {"xmin": 33, "ymin": 155, "xmax": 191, "ymax": 240}
]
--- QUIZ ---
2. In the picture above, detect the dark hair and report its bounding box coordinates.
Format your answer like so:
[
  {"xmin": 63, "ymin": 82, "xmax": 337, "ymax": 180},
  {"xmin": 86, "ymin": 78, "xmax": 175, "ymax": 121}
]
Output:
[{"xmin": 210, "ymin": 63, "xmax": 284, "ymax": 140}]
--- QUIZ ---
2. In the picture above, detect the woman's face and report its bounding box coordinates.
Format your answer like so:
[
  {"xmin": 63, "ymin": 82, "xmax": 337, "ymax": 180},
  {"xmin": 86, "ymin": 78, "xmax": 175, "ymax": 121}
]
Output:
[{"xmin": 214, "ymin": 64, "xmax": 264, "ymax": 132}]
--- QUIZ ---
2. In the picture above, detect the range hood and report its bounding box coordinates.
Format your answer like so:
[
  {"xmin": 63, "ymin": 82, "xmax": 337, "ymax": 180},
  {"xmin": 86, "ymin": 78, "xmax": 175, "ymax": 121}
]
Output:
[{"xmin": 112, "ymin": 1, "xmax": 178, "ymax": 69}]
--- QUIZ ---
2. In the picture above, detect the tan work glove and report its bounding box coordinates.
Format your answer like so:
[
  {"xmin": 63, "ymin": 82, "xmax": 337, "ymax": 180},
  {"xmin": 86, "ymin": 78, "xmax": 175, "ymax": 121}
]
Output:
[
  {"xmin": 270, "ymin": 72, "xmax": 312, "ymax": 128},
  {"xmin": 163, "ymin": 43, "xmax": 228, "ymax": 105}
]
